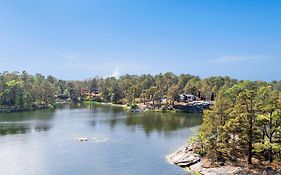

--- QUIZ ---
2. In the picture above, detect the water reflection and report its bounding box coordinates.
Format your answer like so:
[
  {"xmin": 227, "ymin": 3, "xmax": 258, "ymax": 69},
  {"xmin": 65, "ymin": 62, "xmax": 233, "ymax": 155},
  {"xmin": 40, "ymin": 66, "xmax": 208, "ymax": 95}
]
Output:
[
  {"xmin": 125, "ymin": 112, "xmax": 202, "ymax": 134},
  {"xmin": 84, "ymin": 103, "xmax": 202, "ymax": 135},
  {"xmin": 0, "ymin": 109, "xmax": 55, "ymax": 135},
  {"xmin": 0, "ymin": 104, "xmax": 202, "ymax": 175},
  {"xmin": 0, "ymin": 123, "xmax": 30, "ymax": 135},
  {"xmin": 68, "ymin": 103, "xmax": 126, "ymax": 114}
]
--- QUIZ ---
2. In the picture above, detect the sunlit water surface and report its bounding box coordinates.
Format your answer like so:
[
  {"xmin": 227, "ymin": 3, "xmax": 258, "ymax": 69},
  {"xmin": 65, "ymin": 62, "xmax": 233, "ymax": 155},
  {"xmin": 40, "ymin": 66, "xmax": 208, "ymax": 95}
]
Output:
[{"xmin": 0, "ymin": 104, "xmax": 202, "ymax": 175}]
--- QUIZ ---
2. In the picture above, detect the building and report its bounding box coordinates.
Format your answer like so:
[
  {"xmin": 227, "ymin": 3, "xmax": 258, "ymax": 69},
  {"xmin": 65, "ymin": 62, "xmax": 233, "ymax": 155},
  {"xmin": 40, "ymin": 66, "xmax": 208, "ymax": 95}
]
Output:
[{"xmin": 179, "ymin": 94, "xmax": 196, "ymax": 102}]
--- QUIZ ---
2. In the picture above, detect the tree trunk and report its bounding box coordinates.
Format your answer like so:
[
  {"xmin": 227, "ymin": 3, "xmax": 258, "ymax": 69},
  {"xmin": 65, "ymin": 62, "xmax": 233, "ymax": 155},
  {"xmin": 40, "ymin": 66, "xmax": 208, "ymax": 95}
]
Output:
[
  {"xmin": 248, "ymin": 114, "xmax": 253, "ymax": 164},
  {"xmin": 269, "ymin": 114, "xmax": 273, "ymax": 163},
  {"xmin": 247, "ymin": 98, "xmax": 254, "ymax": 165},
  {"xmin": 269, "ymin": 136, "xmax": 273, "ymax": 163},
  {"xmin": 248, "ymin": 138, "xmax": 252, "ymax": 164},
  {"xmin": 269, "ymin": 148, "xmax": 273, "ymax": 163}
]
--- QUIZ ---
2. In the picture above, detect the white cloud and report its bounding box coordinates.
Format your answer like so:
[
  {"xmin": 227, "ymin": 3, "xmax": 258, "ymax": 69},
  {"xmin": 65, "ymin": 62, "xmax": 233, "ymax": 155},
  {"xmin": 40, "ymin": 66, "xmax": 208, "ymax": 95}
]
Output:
[
  {"xmin": 211, "ymin": 55, "xmax": 268, "ymax": 64},
  {"xmin": 110, "ymin": 67, "xmax": 121, "ymax": 78},
  {"xmin": 59, "ymin": 61, "xmax": 144, "ymax": 78}
]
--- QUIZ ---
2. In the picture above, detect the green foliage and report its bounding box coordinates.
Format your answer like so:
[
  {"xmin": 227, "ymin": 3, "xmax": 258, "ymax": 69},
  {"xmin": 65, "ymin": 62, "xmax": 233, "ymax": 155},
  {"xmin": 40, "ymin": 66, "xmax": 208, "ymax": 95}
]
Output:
[
  {"xmin": 130, "ymin": 104, "xmax": 138, "ymax": 110},
  {"xmin": 198, "ymin": 90, "xmax": 230, "ymax": 161},
  {"xmin": 184, "ymin": 77, "xmax": 199, "ymax": 96},
  {"xmin": 167, "ymin": 85, "xmax": 179, "ymax": 105},
  {"xmin": 196, "ymin": 82, "xmax": 281, "ymax": 164},
  {"xmin": 0, "ymin": 72, "xmax": 57, "ymax": 111}
]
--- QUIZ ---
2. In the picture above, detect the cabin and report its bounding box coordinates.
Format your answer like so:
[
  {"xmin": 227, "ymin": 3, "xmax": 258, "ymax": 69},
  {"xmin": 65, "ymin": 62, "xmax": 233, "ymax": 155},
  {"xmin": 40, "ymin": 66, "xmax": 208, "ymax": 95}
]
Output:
[
  {"xmin": 91, "ymin": 88, "xmax": 100, "ymax": 94},
  {"xmin": 178, "ymin": 94, "xmax": 196, "ymax": 102}
]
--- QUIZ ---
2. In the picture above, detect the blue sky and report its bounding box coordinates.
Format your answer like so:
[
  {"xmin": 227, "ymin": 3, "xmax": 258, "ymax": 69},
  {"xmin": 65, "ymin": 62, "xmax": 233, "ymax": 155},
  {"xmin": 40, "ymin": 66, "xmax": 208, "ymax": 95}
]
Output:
[{"xmin": 0, "ymin": 0, "xmax": 280, "ymax": 81}]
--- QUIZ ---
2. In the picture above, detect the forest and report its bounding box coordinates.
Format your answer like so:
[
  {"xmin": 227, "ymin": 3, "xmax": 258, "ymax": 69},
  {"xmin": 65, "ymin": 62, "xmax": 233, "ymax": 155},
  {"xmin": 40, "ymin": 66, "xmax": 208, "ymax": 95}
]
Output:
[
  {"xmin": 0, "ymin": 71, "xmax": 231, "ymax": 111},
  {"xmin": 0, "ymin": 71, "xmax": 280, "ymax": 111},
  {"xmin": 196, "ymin": 80, "xmax": 281, "ymax": 166}
]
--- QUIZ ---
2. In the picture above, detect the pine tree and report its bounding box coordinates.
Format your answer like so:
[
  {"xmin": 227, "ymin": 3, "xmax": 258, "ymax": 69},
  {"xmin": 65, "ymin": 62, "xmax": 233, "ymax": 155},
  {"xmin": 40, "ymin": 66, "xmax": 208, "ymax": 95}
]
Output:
[{"xmin": 255, "ymin": 86, "xmax": 281, "ymax": 162}]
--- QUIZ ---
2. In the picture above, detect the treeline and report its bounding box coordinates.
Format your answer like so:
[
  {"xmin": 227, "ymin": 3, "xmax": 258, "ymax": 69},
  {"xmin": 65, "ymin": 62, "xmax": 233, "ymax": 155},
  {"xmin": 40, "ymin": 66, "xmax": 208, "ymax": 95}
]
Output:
[
  {"xmin": 196, "ymin": 81, "xmax": 281, "ymax": 165},
  {"xmin": 1, "ymin": 71, "xmax": 281, "ymax": 112},
  {"xmin": 0, "ymin": 71, "xmax": 58, "ymax": 111},
  {"xmin": 0, "ymin": 71, "xmax": 239, "ymax": 110},
  {"xmin": 83, "ymin": 72, "xmax": 239, "ymax": 104}
]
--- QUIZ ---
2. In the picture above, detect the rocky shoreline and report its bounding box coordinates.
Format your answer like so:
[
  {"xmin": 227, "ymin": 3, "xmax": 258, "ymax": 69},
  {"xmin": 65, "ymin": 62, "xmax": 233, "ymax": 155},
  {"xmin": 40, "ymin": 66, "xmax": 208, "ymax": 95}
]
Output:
[
  {"xmin": 166, "ymin": 144, "xmax": 281, "ymax": 175},
  {"xmin": 166, "ymin": 144, "xmax": 244, "ymax": 175},
  {"xmin": 85, "ymin": 101, "xmax": 213, "ymax": 113}
]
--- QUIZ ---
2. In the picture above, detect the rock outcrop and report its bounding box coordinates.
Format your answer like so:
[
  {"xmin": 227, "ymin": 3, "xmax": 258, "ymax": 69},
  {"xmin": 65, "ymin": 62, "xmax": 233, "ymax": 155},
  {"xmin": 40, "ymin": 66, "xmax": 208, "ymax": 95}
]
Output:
[
  {"xmin": 173, "ymin": 101, "xmax": 213, "ymax": 113},
  {"xmin": 167, "ymin": 144, "xmax": 201, "ymax": 167},
  {"xmin": 166, "ymin": 144, "xmax": 246, "ymax": 175}
]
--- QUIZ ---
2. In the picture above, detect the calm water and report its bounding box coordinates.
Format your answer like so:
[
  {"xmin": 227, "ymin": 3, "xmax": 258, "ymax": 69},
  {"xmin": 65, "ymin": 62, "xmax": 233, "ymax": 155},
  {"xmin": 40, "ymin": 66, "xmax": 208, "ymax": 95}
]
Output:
[{"xmin": 0, "ymin": 104, "xmax": 202, "ymax": 175}]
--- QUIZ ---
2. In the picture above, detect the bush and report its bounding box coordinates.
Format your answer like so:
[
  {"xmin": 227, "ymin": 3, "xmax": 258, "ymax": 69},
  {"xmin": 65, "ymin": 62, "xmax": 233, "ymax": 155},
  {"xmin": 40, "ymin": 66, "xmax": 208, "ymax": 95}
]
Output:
[{"xmin": 130, "ymin": 104, "xmax": 138, "ymax": 109}]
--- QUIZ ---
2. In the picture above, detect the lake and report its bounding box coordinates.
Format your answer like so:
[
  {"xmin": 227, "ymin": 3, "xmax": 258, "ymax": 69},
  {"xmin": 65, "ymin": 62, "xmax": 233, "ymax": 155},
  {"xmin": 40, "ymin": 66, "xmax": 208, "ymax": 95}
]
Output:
[{"xmin": 0, "ymin": 104, "xmax": 202, "ymax": 175}]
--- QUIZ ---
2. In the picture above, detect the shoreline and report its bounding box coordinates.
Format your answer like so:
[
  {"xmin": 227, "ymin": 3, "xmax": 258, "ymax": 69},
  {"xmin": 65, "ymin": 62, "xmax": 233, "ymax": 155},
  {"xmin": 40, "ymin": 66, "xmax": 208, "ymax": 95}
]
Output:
[
  {"xmin": 82, "ymin": 101, "xmax": 130, "ymax": 110},
  {"xmin": 0, "ymin": 100, "xmax": 211, "ymax": 114},
  {"xmin": 166, "ymin": 143, "xmax": 281, "ymax": 175},
  {"xmin": 166, "ymin": 143, "xmax": 245, "ymax": 175},
  {"xmin": 0, "ymin": 105, "xmax": 55, "ymax": 113},
  {"xmin": 83, "ymin": 101, "xmax": 210, "ymax": 113}
]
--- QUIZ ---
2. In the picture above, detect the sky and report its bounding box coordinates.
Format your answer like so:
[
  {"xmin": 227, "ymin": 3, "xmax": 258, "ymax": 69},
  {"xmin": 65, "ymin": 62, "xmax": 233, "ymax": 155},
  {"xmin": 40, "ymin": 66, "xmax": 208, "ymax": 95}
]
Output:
[{"xmin": 0, "ymin": 0, "xmax": 280, "ymax": 81}]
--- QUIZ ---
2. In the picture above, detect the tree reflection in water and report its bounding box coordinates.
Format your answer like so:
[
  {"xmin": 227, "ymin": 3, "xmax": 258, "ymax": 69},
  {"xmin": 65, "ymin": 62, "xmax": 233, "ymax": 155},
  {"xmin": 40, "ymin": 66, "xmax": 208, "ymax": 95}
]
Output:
[
  {"xmin": 85, "ymin": 103, "xmax": 203, "ymax": 136},
  {"xmin": 125, "ymin": 112, "xmax": 202, "ymax": 135},
  {"xmin": 0, "ymin": 109, "xmax": 55, "ymax": 135}
]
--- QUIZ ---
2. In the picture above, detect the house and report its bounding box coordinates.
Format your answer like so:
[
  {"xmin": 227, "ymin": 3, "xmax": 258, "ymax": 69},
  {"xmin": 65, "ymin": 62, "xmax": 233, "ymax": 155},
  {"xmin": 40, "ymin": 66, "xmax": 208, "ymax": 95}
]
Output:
[
  {"xmin": 91, "ymin": 88, "xmax": 100, "ymax": 94},
  {"xmin": 161, "ymin": 97, "xmax": 167, "ymax": 104},
  {"xmin": 179, "ymin": 94, "xmax": 196, "ymax": 102}
]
